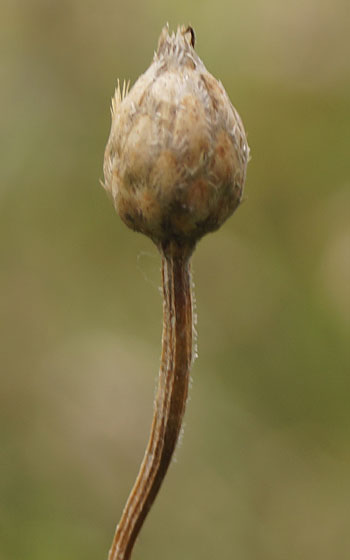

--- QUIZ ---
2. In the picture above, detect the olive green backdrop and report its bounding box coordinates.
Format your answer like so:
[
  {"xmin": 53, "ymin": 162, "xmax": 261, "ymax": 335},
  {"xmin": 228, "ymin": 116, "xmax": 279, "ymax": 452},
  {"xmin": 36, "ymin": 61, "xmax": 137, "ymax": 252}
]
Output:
[{"xmin": 1, "ymin": 1, "xmax": 349, "ymax": 559}]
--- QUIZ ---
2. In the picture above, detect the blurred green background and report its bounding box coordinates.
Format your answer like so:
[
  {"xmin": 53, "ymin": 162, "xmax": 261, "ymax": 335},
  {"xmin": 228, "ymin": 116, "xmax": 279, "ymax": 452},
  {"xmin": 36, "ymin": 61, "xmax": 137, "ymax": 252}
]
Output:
[{"xmin": 1, "ymin": 1, "xmax": 349, "ymax": 559}]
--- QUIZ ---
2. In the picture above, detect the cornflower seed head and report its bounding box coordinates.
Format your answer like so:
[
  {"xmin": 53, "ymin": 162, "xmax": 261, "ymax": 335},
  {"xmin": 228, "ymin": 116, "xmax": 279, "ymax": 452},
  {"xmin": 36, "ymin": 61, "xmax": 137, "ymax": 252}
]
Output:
[{"xmin": 103, "ymin": 24, "xmax": 250, "ymax": 251}]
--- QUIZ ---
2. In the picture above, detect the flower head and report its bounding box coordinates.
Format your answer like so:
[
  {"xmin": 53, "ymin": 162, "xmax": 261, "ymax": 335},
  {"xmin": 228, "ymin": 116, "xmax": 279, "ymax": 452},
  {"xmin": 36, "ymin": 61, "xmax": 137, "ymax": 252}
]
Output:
[{"xmin": 103, "ymin": 25, "xmax": 250, "ymax": 249}]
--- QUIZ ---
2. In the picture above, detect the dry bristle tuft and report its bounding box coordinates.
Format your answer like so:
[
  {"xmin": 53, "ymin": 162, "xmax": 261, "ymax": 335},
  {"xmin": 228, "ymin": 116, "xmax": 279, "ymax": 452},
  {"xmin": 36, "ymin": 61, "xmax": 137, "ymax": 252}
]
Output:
[{"xmin": 111, "ymin": 79, "xmax": 130, "ymax": 117}]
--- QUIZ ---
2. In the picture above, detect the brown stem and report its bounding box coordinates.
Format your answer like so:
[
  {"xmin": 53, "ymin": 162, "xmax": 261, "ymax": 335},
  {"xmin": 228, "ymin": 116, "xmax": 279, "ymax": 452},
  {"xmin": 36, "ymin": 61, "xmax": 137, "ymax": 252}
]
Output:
[{"xmin": 108, "ymin": 241, "xmax": 193, "ymax": 560}]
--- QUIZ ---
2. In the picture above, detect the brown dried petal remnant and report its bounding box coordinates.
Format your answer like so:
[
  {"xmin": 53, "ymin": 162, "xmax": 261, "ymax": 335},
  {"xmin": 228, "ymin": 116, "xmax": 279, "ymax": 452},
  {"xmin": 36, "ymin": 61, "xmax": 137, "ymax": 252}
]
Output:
[
  {"xmin": 102, "ymin": 25, "xmax": 250, "ymax": 560},
  {"xmin": 103, "ymin": 24, "xmax": 250, "ymax": 251}
]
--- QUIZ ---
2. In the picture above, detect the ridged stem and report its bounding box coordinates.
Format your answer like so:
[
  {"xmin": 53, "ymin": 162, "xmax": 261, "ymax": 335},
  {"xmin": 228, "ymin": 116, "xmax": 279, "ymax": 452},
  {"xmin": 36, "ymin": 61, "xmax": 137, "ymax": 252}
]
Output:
[{"xmin": 108, "ymin": 242, "xmax": 193, "ymax": 560}]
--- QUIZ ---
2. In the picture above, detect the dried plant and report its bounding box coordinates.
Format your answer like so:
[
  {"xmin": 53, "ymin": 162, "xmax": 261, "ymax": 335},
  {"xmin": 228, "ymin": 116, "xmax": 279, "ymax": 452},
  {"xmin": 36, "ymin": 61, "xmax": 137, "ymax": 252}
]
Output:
[{"xmin": 102, "ymin": 24, "xmax": 250, "ymax": 560}]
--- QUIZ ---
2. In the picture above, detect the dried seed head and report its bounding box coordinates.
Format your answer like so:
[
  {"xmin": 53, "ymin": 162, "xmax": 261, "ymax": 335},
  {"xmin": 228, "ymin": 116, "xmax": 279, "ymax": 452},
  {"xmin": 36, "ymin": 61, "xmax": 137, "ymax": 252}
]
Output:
[{"xmin": 103, "ymin": 25, "xmax": 250, "ymax": 251}]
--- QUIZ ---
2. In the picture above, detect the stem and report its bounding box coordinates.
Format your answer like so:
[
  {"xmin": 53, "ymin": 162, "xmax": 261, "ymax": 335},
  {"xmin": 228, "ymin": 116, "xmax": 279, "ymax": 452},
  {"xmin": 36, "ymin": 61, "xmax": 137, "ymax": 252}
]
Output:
[{"xmin": 108, "ymin": 242, "xmax": 193, "ymax": 560}]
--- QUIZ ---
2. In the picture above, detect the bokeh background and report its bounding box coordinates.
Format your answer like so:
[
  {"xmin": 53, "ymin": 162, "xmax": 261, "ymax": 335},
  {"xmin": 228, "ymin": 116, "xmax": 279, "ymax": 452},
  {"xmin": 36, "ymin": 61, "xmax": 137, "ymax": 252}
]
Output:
[{"xmin": 1, "ymin": 1, "xmax": 349, "ymax": 559}]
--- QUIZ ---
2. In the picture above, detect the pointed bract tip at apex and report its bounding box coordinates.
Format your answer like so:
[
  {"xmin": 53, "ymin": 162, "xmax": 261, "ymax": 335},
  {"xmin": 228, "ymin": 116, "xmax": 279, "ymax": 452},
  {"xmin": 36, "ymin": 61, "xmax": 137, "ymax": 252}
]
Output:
[
  {"xmin": 155, "ymin": 23, "xmax": 195, "ymax": 59},
  {"xmin": 111, "ymin": 79, "xmax": 130, "ymax": 117}
]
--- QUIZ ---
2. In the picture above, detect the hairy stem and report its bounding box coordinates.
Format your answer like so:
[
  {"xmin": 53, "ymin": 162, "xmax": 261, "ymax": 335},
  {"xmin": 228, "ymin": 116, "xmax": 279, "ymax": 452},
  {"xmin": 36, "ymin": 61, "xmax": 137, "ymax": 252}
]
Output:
[{"xmin": 108, "ymin": 242, "xmax": 193, "ymax": 560}]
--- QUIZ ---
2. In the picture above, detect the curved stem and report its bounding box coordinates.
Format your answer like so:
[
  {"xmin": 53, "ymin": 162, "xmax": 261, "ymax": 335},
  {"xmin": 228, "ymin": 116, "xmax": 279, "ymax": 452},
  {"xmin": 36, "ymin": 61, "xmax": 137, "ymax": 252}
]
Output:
[{"xmin": 108, "ymin": 242, "xmax": 193, "ymax": 560}]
